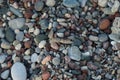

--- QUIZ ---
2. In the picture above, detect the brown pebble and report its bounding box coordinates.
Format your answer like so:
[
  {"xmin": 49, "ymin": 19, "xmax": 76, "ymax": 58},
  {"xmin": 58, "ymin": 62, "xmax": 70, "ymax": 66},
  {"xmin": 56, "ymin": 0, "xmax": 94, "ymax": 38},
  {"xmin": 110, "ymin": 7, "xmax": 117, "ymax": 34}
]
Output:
[
  {"xmin": 99, "ymin": 19, "xmax": 110, "ymax": 30},
  {"xmin": 50, "ymin": 42, "xmax": 59, "ymax": 50},
  {"xmin": 41, "ymin": 56, "xmax": 51, "ymax": 65},
  {"xmin": 7, "ymin": 61, "xmax": 12, "ymax": 68},
  {"xmin": 24, "ymin": 41, "xmax": 32, "ymax": 48},
  {"xmin": 24, "ymin": 9, "xmax": 33, "ymax": 19},
  {"xmin": 42, "ymin": 72, "xmax": 50, "ymax": 80}
]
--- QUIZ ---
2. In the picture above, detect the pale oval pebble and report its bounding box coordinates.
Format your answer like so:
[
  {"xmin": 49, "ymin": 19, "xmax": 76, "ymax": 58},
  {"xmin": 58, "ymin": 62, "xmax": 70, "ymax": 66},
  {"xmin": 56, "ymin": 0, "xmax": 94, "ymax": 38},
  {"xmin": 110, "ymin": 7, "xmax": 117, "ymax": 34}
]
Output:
[
  {"xmin": 11, "ymin": 62, "xmax": 27, "ymax": 80},
  {"xmin": 38, "ymin": 40, "xmax": 46, "ymax": 48},
  {"xmin": 1, "ymin": 70, "xmax": 9, "ymax": 79}
]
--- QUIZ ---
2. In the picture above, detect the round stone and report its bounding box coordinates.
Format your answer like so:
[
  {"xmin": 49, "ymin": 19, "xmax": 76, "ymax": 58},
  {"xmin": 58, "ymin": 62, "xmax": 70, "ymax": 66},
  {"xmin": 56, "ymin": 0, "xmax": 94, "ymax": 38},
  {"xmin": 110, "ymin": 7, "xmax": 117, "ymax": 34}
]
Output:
[
  {"xmin": 31, "ymin": 53, "xmax": 38, "ymax": 63},
  {"xmin": 99, "ymin": 19, "xmax": 110, "ymax": 30},
  {"xmin": 16, "ymin": 31, "xmax": 24, "ymax": 41},
  {"xmin": 52, "ymin": 57, "xmax": 60, "ymax": 66},
  {"xmin": 89, "ymin": 35, "xmax": 98, "ymax": 41},
  {"xmin": 98, "ymin": 33, "xmax": 108, "ymax": 42},
  {"xmin": 46, "ymin": 0, "xmax": 56, "ymax": 7},
  {"xmin": 34, "ymin": 1, "xmax": 44, "ymax": 11},
  {"xmin": 11, "ymin": 62, "xmax": 27, "ymax": 80}
]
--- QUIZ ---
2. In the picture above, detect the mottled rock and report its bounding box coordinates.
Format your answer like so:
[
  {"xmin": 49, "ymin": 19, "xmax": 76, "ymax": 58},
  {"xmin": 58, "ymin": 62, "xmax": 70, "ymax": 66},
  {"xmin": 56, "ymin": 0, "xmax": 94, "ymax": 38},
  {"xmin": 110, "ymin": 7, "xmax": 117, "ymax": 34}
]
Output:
[
  {"xmin": 99, "ymin": 19, "xmax": 110, "ymax": 30},
  {"xmin": 111, "ymin": 0, "xmax": 119, "ymax": 13},
  {"xmin": 39, "ymin": 19, "xmax": 49, "ymax": 30},
  {"xmin": 38, "ymin": 40, "xmax": 46, "ymax": 49},
  {"xmin": 98, "ymin": 0, "xmax": 107, "ymax": 7},
  {"xmin": 89, "ymin": 35, "xmax": 98, "ymax": 41},
  {"xmin": 52, "ymin": 57, "xmax": 60, "ymax": 66},
  {"xmin": 42, "ymin": 72, "xmax": 50, "ymax": 80},
  {"xmin": 98, "ymin": 33, "xmax": 108, "ymax": 42},
  {"xmin": 46, "ymin": 0, "xmax": 56, "ymax": 7}
]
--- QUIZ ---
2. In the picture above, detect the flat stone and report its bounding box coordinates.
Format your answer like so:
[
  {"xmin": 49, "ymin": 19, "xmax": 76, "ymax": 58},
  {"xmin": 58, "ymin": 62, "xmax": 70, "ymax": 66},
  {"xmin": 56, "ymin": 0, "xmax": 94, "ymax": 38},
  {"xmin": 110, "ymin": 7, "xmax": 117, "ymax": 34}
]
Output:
[
  {"xmin": 0, "ymin": 54, "xmax": 6, "ymax": 63},
  {"xmin": 9, "ymin": 6, "xmax": 23, "ymax": 17},
  {"xmin": 34, "ymin": 34, "xmax": 48, "ymax": 44},
  {"xmin": 68, "ymin": 46, "xmax": 81, "ymax": 61},
  {"xmin": 39, "ymin": 19, "xmax": 49, "ymax": 30},
  {"xmin": 11, "ymin": 62, "xmax": 27, "ymax": 80},
  {"xmin": 52, "ymin": 57, "xmax": 60, "ymax": 66},
  {"xmin": 34, "ymin": 1, "xmax": 44, "ymax": 11},
  {"xmin": 0, "ymin": 28, "xmax": 4, "ymax": 38},
  {"xmin": 1, "ymin": 70, "xmax": 9, "ymax": 79},
  {"xmin": 38, "ymin": 40, "xmax": 46, "ymax": 49},
  {"xmin": 63, "ymin": 0, "xmax": 79, "ymax": 8},
  {"xmin": 46, "ymin": 0, "xmax": 56, "ymax": 7},
  {"xmin": 8, "ymin": 18, "xmax": 25, "ymax": 30},
  {"xmin": 98, "ymin": 33, "xmax": 108, "ymax": 42},
  {"xmin": 16, "ymin": 31, "xmax": 24, "ymax": 41},
  {"xmin": 98, "ymin": 0, "xmax": 108, "ymax": 7},
  {"xmin": 1, "ymin": 42, "xmax": 11, "ymax": 49},
  {"xmin": 89, "ymin": 35, "xmax": 98, "ymax": 41},
  {"xmin": 31, "ymin": 53, "xmax": 38, "ymax": 63},
  {"xmin": 5, "ymin": 28, "xmax": 15, "ymax": 42}
]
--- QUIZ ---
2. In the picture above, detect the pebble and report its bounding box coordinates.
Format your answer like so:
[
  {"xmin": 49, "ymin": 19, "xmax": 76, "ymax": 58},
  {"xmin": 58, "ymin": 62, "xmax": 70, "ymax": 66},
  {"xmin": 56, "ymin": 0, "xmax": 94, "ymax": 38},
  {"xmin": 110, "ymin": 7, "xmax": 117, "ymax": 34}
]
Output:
[
  {"xmin": 11, "ymin": 62, "xmax": 27, "ymax": 80},
  {"xmin": 50, "ymin": 42, "xmax": 59, "ymax": 50},
  {"xmin": 8, "ymin": 18, "xmax": 25, "ymax": 30},
  {"xmin": 41, "ymin": 56, "xmax": 51, "ymax": 65},
  {"xmin": 46, "ymin": 0, "xmax": 56, "ymax": 7},
  {"xmin": 25, "ymin": 49, "xmax": 31, "ymax": 55},
  {"xmin": 1, "ymin": 70, "xmax": 9, "ymax": 79},
  {"xmin": 34, "ymin": 28, "xmax": 40, "ymax": 35},
  {"xmin": 9, "ymin": 6, "xmax": 23, "ymax": 17},
  {"xmin": 63, "ymin": 0, "xmax": 79, "ymax": 8},
  {"xmin": 98, "ymin": 0, "xmax": 108, "ymax": 7},
  {"xmin": 117, "ymin": 69, "xmax": 120, "ymax": 74},
  {"xmin": 68, "ymin": 46, "xmax": 81, "ymax": 61},
  {"xmin": 109, "ymin": 34, "xmax": 120, "ymax": 43},
  {"xmin": 0, "ymin": 54, "xmax": 6, "ymax": 63},
  {"xmin": 89, "ymin": 35, "xmax": 98, "ymax": 41},
  {"xmin": 1, "ymin": 42, "xmax": 11, "ymax": 49},
  {"xmin": 56, "ymin": 33, "xmax": 64, "ymax": 37},
  {"xmin": 42, "ymin": 72, "xmax": 50, "ymax": 80},
  {"xmin": 16, "ymin": 31, "xmax": 24, "ymax": 41},
  {"xmin": 31, "ymin": 53, "xmax": 38, "ymax": 63},
  {"xmin": 5, "ymin": 28, "xmax": 15, "ymax": 42},
  {"xmin": 79, "ymin": 0, "xmax": 88, "ymax": 7},
  {"xmin": 105, "ymin": 73, "xmax": 112, "ymax": 79},
  {"xmin": 99, "ymin": 19, "xmax": 110, "ymax": 30},
  {"xmin": 98, "ymin": 33, "xmax": 108, "ymax": 42},
  {"xmin": 39, "ymin": 19, "xmax": 49, "ymax": 30},
  {"xmin": 111, "ymin": 0, "xmax": 119, "ymax": 13},
  {"xmin": 34, "ymin": 1, "xmax": 44, "ymax": 11},
  {"xmin": 24, "ymin": 41, "xmax": 32, "ymax": 49},
  {"xmin": 0, "ymin": 28, "xmax": 4, "ymax": 38},
  {"xmin": 15, "ymin": 43, "xmax": 22, "ymax": 50},
  {"xmin": 52, "ymin": 57, "xmax": 60, "ymax": 66},
  {"xmin": 35, "ymin": 34, "xmax": 48, "ymax": 44},
  {"xmin": 38, "ymin": 40, "xmax": 46, "ymax": 49}
]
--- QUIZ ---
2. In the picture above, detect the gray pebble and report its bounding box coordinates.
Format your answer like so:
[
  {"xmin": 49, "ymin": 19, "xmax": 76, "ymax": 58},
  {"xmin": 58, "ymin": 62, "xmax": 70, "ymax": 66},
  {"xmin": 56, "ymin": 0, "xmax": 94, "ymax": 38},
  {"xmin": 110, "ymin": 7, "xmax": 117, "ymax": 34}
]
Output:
[
  {"xmin": 63, "ymin": 0, "xmax": 79, "ymax": 8},
  {"xmin": 39, "ymin": 19, "xmax": 49, "ymax": 30},
  {"xmin": 1, "ymin": 70, "xmax": 9, "ymax": 79},
  {"xmin": 0, "ymin": 54, "xmax": 6, "ymax": 63},
  {"xmin": 0, "ymin": 28, "xmax": 4, "ymax": 38},
  {"xmin": 98, "ymin": 33, "xmax": 108, "ymax": 42},
  {"xmin": 8, "ymin": 18, "xmax": 25, "ymax": 30},
  {"xmin": 5, "ymin": 28, "xmax": 15, "ymax": 43},
  {"xmin": 89, "ymin": 35, "xmax": 98, "ymax": 41},
  {"xmin": 16, "ymin": 31, "xmax": 24, "ymax": 41},
  {"xmin": 68, "ymin": 46, "xmax": 81, "ymax": 61},
  {"xmin": 46, "ymin": 0, "xmax": 56, "ymax": 7},
  {"xmin": 9, "ymin": 6, "xmax": 23, "ymax": 17},
  {"xmin": 52, "ymin": 57, "xmax": 60, "ymax": 66},
  {"xmin": 31, "ymin": 53, "xmax": 38, "ymax": 63},
  {"xmin": 1, "ymin": 42, "xmax": 11, "ymax": 49},
  {"xmin": 34, "ymin": 1, "xmax": 44, "ymax": 11},
  {"xmin": 11, "ymin": 62, "xmax": 27, "ymax": 80}
]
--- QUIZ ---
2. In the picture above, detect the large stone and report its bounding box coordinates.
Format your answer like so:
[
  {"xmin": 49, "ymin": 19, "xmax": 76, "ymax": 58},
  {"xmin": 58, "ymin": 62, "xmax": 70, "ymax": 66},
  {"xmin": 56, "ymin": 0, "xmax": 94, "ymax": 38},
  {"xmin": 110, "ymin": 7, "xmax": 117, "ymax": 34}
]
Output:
[
  {"xmin": 8, "ymin": 18, "xmax": 25, "ymax": 30},
  {"xmin": 68, "ymin": 46, "xmax": 81, "ymax": 61},
  {"xmin": 11, "ymin": 62, "xmax": 27, "ymax": 80}
]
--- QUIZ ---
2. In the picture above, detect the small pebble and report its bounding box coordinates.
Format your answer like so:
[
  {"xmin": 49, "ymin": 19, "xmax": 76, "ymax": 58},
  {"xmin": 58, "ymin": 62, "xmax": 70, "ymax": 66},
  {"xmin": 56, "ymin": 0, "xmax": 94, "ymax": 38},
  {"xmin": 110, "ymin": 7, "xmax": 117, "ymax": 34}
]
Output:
[
  {"xmin": 41, "ymin": 56, "xmax": 51, "ymax": 65},
  {"xmin": 31, "ymin": 53, "xmax": 38, "ymax": 63},
  {"xmin": 46, "ymin": 0, "xmax": 56, "ymax": 7},
  {"xmin": 1, "ymin": 70, "xmax": 9, "ymax": 79},
  {"xmin": 99, "ymin": 19, "xmax": 110, "ymax": 30},
  {"xmin": 38, "ymin": 40, "xmax": 46, "ymax": 49},
  {"xmin": 42, "ymin": 72, "xmax": 50, "ymax": 80},
  {"xmin": 34, "ymin": 1, "xmax": 44, "ymax": 11},
  {"xmin": 89, "ymin": 35, "xmax": 98, "ymax": 41},
  {"xmin": 98, "ymin": 33, "xmax": 108, "ymax": 42},
  {"xmin": 52, "ymin": 57, "xmax": 60, "ymax": 66},
  {"xmin": 0, "ymin": 54, "xmax": 6, "ymax": 63}
]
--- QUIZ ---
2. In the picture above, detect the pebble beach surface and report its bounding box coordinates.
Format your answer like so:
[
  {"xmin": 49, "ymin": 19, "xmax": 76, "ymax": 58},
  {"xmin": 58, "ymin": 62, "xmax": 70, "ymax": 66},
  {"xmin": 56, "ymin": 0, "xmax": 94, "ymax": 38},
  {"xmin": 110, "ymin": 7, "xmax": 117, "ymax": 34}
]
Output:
[{"xmin": 1, "ymin": 0, "xmax": 120, "ymax": 80}]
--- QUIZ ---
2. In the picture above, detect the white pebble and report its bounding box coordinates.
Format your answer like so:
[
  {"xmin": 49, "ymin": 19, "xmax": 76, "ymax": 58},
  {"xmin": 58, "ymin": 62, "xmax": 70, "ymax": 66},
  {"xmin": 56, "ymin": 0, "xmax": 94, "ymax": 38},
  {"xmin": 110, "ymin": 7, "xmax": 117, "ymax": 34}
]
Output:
[{"xmin": 38, "ymin": 40, "xmax": 46, "ymax": 48}]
